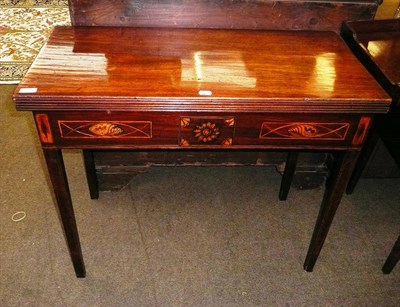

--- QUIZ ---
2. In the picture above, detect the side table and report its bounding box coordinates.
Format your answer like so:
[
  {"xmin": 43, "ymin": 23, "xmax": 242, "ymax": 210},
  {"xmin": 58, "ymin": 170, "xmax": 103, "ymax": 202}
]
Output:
[{"xmin": 13, "ymin": 26, "xmax": 390, "ymax": 277}]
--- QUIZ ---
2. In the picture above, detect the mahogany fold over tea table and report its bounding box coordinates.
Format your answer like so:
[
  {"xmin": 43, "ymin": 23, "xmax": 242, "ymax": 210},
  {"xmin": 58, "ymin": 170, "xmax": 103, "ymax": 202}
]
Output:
[{"xmin": 13, "ymin": 26, "xmax": 390, "ymax": 277}]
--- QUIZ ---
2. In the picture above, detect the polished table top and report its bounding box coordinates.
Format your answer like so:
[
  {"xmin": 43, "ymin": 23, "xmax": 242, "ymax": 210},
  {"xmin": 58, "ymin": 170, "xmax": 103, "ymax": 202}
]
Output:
[
  {"xmin": 341, "ymin": 19, "xmax": 399, "ymax": 109},
  {"xmin": 347, "ymin": 19, "xmax": 400, "ymax": 87},
  {"xmin": 360, "ymin": 30, "xmax": 400, "ymax": 86},
  {"xmin": 15, "ymin": 26, "xmax": 389, "ymax": 113}
]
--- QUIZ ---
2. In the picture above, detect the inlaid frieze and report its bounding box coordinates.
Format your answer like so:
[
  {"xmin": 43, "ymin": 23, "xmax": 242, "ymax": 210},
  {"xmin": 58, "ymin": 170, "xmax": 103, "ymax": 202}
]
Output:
[
  {"xmin": 352, "ymin": 117, "xmax": 371, "ymax": 145},
  {"xmin": 35, "ymin": 114, "xmax": 53, "ymax": 143},
  {"xmin": 58, "ymin": 121, "xmax": 152, "ymax": 138},
  {"xmin": 260, "ymin": 122, "xmax": 350, "ymax": 140},
  {"xmin": 179, "ymin": 117, "xmax": 235, "ymax": 146}
]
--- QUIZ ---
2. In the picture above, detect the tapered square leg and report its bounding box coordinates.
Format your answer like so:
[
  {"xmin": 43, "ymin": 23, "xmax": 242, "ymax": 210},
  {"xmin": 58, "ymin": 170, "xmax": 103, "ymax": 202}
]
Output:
[
  {"xmin": 304, "ymin": 151, "xmax": 359, "ymax": 272},
  {"xmin": 42, "ymin": 148, "xmax": 86, "ymax": 278},
  {"xmin": 346, "ymin": 124, "xmax": 380, "ymax": 195},
  {"xmin": 83, "ymin": 150, "xmax": 99, "ymax": 200},
  {"xmin": 382, "ymin": 235, "xmax": 400, "ymax": 274},
  {"xmin": 279, "ymin": 151, "xmax": 299, "ymax": 201}
]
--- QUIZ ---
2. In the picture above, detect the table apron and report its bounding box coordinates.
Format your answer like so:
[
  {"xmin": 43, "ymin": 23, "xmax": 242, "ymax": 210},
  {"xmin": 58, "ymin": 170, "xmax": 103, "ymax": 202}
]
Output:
[{"xmin": 32, "ymin": 111, "xmax": 372, "ymax": 150}]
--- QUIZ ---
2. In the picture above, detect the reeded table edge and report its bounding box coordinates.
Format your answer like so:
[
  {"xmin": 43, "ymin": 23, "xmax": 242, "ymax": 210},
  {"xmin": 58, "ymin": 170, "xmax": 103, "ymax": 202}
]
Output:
[{"xmin": 13, "ymin": 96, "xmax": 391, "ymax": 113}]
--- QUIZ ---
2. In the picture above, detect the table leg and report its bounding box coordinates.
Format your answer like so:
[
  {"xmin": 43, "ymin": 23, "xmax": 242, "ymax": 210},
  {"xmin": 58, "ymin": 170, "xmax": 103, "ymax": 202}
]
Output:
[
  {"xmin": 279, "ymin": 151, "xmax": 299, "ymax": 201},
  {"xmin": 346, "ymin": 123, "xmax": 379, "ymax": 195},
  {"xmin": 82, "ymin": 150, "xmax": 99, "ymax": 199},
  {"xmin": 382, "ymin": 235, "xmax": 400, "ymax": 274},
  {"xmin": 42, "ymin": 148, "xmax": 86, "ymax": 278},
  {"xmin": 304, "ymin": 151, "xmax": 358, "ymax": 272}
]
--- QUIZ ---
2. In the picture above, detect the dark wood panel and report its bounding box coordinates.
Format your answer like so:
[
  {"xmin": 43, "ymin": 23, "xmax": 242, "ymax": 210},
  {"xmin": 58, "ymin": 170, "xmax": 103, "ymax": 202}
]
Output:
[{"xmin": 68, "ymin": 0, "xmax": 379, "ymax": 32}]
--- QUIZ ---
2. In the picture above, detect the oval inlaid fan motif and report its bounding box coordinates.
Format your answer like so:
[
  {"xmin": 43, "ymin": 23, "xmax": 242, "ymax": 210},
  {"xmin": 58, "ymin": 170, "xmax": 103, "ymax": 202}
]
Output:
[
  {"xmin": 89, "ymin": 123, "xmax": 123, "ymax": 136},
  {"xmin": 288, "ymin": 125, "xmax": 318, "ymax": 137}
]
